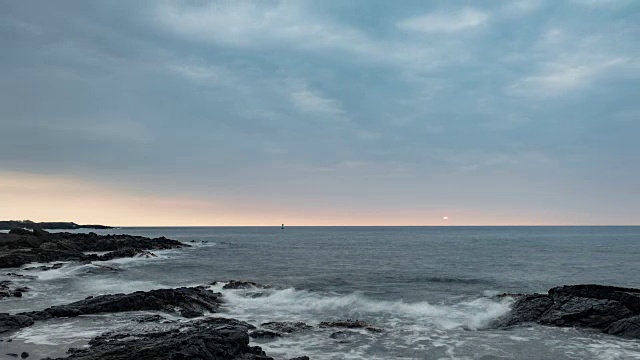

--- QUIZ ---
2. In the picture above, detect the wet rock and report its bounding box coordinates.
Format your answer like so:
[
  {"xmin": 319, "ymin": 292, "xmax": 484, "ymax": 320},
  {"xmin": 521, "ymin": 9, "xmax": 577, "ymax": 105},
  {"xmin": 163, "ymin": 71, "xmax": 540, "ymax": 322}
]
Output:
[
  {"xmin": 42, "ymin": 317, "xmax": 270, "ymax": 360},
  {"xmin": 329, "ymin": 330, "xmax": 357, "ymax": 339},
  {"xmin": 8, "ymin": 229, "xmax": 32, "ymax": 236},
  {"xmin": 97, "ymin": 248, "xmax": 139, "ymax": 261},
  {"xmin": 604, "ymin": 315, "xmax": 640, "ymax": 339},
  {"xmin": 250, "ymin": 329, "xmax": 282, "ymax": 339},
  {"xmin": 85, "ymin": 263, "xmax": 120, "ymax": 274},
  {"xmin": 0, "ymin": 230, "xmax": 188, "ymax": 268},
  {"xmin": 5, "ymin": 273, "xmax": 37, "ymax": 280},
  {"xmin": 261, "ymin": 321, "xmax": 312, "ymax": 333},
  {"xmin": 495, "ymin": 293, "xmax": 527, "ymax": 298},
  {"xmin": 135, "ymin": 250, "xmax": 157, "ymax": 258},
  {"xmin": 288, "ymin": 357, "xmax": 310, "ymax": 360},
  {"xmin": 134, "ymin": 314, "xmax": 168, "ymax": 323},
  {"xmin": 319, "ymin": 319, "xmax": 382, "ymax": 332},
  {"xmin": 21, "ymin": 352, "xmax": 29, "ymax": 359},
  {"xmin": 1, "ymin": 281, "xmax": 29, "ymax": 299},
  {"xmin": 32, "ymin": 228, "xmax": 50, "ymax": 238},
  {"xmin": 21, "ymin": 287, "xmax": 222, "ymax": 321},
  {"xmin": 221, "ymin": 280, "xmax": 271, "ymax": 290},
  {"xmin": 0, "ymin": 314, "xmax": 34, "ymax": 334},
  {"xmin": 24, "ymin": 263, "xmax": 64, "ymax": 271},
  {"xmin": 495, "ymin": 284, "xmax": 640, "ymax": 339},
  {"xmin": 6, "ymin": 353, "xmax": 18, "ymax": 358},
  {"xmin": 496, "ymin": 294, "xmax": 553, "ymax": 327},
  {"xmin": 180, "ymin": 308, "xmax": 203, "ymax": 318}
]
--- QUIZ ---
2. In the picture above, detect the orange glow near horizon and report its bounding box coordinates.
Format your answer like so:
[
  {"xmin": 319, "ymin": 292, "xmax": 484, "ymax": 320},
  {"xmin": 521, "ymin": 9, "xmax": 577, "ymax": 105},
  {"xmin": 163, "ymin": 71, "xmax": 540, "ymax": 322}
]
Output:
[{"xmin": 0, "ymin": 171, "xmax": 622, "ymax": 227}]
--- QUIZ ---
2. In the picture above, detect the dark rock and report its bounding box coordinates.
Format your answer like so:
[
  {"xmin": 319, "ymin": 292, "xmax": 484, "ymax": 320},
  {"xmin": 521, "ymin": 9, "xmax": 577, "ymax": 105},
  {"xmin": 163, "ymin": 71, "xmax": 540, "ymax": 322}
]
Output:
[
  {"xmin": 5, "ymin": 273, "xmax": 37, "ymax": 280},
  {"xmin": 97, "ymin": 248, "xmax": 139, "ymax": 261},
  {"xmin": 0, "ymin": 221, "xmax": 112, "ymax": 231},
  {"xmin": 539, "ymin": 296, "xmax": 633, "ymax": 328},
  {"xmin": 495, "ymin": 293, "xmax": 526, "ymax": 298},
  {"xmin": 32, "ymin": 228, "xmax": 49, "ymax": 238},
  {"xmin": 180, "ymin": 308, "xmax": 204, "ymax": 318},
  {"xmin": 134, "ymin": 314, "xmax": 168, "ymax": 323},
  {"xmin": 97, "ymin": 248, "xmax": 156, "ymax": 261},
  {"xmin": 41, "ymin": 317, "xmax": 270, "ymax": 360},
  {"xmin": 1, "ymin": 281, "xmax": 29, "ymax": 299},
  {"xmin": 604, "ymin": 315, "xmax": 640, "ymax": 339},
  {"xmin": 496, "ymin": 294, "xmax": 553, "ymax": 327},
  {"xmin": 0, "ymin": 231, "xmax": 188, "ymax": 268},
  {"xmin": 6, "ymin": 353, "xmax": 18, "ymax": 358},
  {"xmin": 21, "ymin": 352, "xmax": 29, "ymax": 359},
  {"xmin": 329, "ymin": 330, "xmax": 357, "ymax": 339},
  {"xmin": 250, "ymin": 329, "xmax": 282, "ymax": 339},
  {"xmin": 495, "ymin": 284, "xmax": 640, "ymax": 339},
  {"xmin": 24, "ymin": 263, "xmax": 64, "ymax": 271},
  {"xmin": 0, "ymin": 314, "xmax": 34, "ymax": 334},
  {"xmin": 261, "ymin": 321, "xmax": 312, "ymax": 333},
  {"xmin": 21, "ymin": 287, "xmax": 222, "ymax": 321},
  {"xmin": 85, "ymin": 263, "xmax": 120, "ymax": 274},
  {"xmin": 222, "ymin": 280, "xmax": 271, "ymax": 290},
  {"xmin": 8, "ymin": 229, "xmax": 32, "ymax": 236},
  {"xmin": 288, "ymin": 357, "xmax": 310, "ymax": 360},
  {"xmin": 319, "ymin": 319, "xmax": 382, "ymax": 332}
]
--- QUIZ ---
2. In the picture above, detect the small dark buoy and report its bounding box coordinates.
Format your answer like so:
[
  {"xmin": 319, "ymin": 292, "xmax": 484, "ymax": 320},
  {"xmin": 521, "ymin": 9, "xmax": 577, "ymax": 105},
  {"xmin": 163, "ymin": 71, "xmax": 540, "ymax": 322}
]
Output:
[{"xmin": 281, "ymin": 224, "xmax": 284, "ymax": 229}]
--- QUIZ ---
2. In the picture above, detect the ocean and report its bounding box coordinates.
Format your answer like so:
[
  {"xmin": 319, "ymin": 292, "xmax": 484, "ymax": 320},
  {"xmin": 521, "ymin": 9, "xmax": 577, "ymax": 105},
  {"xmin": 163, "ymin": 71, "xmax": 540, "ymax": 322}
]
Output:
[{"xmin": 2, "ymin": 226, "xmax": 640, "ymax": 359}]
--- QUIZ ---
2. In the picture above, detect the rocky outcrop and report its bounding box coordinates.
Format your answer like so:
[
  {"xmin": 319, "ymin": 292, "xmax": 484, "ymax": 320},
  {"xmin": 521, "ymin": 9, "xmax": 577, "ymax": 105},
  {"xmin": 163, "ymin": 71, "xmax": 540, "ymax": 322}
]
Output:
[
  {"xmin": 496, "ymin": 284, "xmax": 640, "ymax": 339},
  {"xmin": 42, "ymin": 317, "xmax": 271, "ymax": 360},
  {"xmin": 0, "ymin": 280, "xmax": 29, "ymax": 298},
  {"xmin": 0, "ymin": 229, "xmax": 187, "ymax": 268},
  {"xmin": 0, "ymin": 314, "xmax": 33, "ymax": 334},
  {"xmin": 21, "ymin": 287, "xmax": 221, "ymax": 322},
  {"xmin": 605, "ymin": 315, "xmax": 640, "ymax": 338},
  {"xmin": 219, "ymin": 280, "xmax": 272, "ymax": 290}
]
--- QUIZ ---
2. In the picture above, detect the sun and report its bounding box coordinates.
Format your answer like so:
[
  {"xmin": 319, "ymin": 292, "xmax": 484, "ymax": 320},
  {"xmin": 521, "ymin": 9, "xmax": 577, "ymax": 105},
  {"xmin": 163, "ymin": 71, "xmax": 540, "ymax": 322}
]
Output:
[{"xmin": 443, "ymin": 216, "xmax": 449, "ymax": 220}]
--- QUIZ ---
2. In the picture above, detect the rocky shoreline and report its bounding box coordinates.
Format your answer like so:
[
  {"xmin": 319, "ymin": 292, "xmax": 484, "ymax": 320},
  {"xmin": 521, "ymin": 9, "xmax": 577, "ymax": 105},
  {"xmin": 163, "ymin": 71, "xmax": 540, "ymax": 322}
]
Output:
[
  {"xmin": 1, "ymin": 282, "xmax": 638, "ymax": 358},
  {"xmin": 0, "ymin": 228, "xmax": 187, "ymax": 269},
  {"xmin": 495, "ymin": 284, "xmax": 640, "ymax": 339}
]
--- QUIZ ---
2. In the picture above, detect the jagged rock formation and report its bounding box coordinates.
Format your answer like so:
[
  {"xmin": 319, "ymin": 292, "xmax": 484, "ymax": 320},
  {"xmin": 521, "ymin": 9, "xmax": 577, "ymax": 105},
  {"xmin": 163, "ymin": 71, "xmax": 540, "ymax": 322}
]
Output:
[
  {"xmin": 496, "ymin": 284, "xmax": 640, "ymax": 339},
  {"xmin": 0, "ymin": 229, "xmax": 187, "ymax": 268}
]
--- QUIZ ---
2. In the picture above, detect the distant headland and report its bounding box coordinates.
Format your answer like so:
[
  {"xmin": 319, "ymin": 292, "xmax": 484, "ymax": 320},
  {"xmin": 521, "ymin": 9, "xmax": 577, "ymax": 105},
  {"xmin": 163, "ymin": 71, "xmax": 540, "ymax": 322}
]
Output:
[{"xmin": 0, "ymin": 220, "xmax": 112, "ymax": 230}]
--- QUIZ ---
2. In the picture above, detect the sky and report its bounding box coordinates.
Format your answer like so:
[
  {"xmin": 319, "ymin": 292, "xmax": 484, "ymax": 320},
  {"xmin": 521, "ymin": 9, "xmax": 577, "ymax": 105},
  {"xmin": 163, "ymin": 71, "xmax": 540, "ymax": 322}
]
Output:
[{"xmin": 0, "ymin": 0, "xmax": 639, "ymax": 226}]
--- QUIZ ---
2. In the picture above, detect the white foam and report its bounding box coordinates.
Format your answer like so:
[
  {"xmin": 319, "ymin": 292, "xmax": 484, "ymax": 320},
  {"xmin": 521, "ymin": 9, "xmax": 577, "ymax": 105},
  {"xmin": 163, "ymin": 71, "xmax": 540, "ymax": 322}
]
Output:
[
  {"xmin": 215, "ymin": 286, "xmax": 512, "ymax": 331},
  {"xmin": 13, "ymin": 320, "xmax": 111, "ymax": 345}
]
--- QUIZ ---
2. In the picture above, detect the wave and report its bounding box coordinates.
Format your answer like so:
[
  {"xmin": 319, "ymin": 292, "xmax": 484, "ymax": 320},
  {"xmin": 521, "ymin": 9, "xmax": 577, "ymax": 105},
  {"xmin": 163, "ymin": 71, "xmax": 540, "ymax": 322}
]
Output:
[{"xmin": 212, "ymin": 283, "xmax": 512, "ymax": 331}]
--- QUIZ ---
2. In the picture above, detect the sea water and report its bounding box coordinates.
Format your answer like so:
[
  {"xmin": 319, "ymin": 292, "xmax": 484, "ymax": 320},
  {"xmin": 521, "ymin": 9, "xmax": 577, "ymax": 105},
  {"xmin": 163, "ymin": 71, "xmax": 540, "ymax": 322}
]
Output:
[{"xmin": 1, "ymin": 226, "xmax": 639, "ymax": 359}]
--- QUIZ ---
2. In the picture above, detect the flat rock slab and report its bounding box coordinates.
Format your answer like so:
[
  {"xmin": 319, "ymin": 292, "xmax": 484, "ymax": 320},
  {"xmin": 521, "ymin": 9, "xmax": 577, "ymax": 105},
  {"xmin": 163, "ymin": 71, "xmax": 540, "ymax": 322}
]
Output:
[
  {"xmin": 21, "ymin": 287, "xmax": 222, "ymax": 321},
  {"xmin": 41, "ymin": 317, "xmax": 271, "ymax": 360}
]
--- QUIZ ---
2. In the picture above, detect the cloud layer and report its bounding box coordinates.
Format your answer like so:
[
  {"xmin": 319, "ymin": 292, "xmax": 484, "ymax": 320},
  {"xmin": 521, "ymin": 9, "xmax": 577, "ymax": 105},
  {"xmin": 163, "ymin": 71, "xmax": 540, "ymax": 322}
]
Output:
[{"xmin": 0, "ymin": 1, "xmax": 638, "ymax": 225}]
